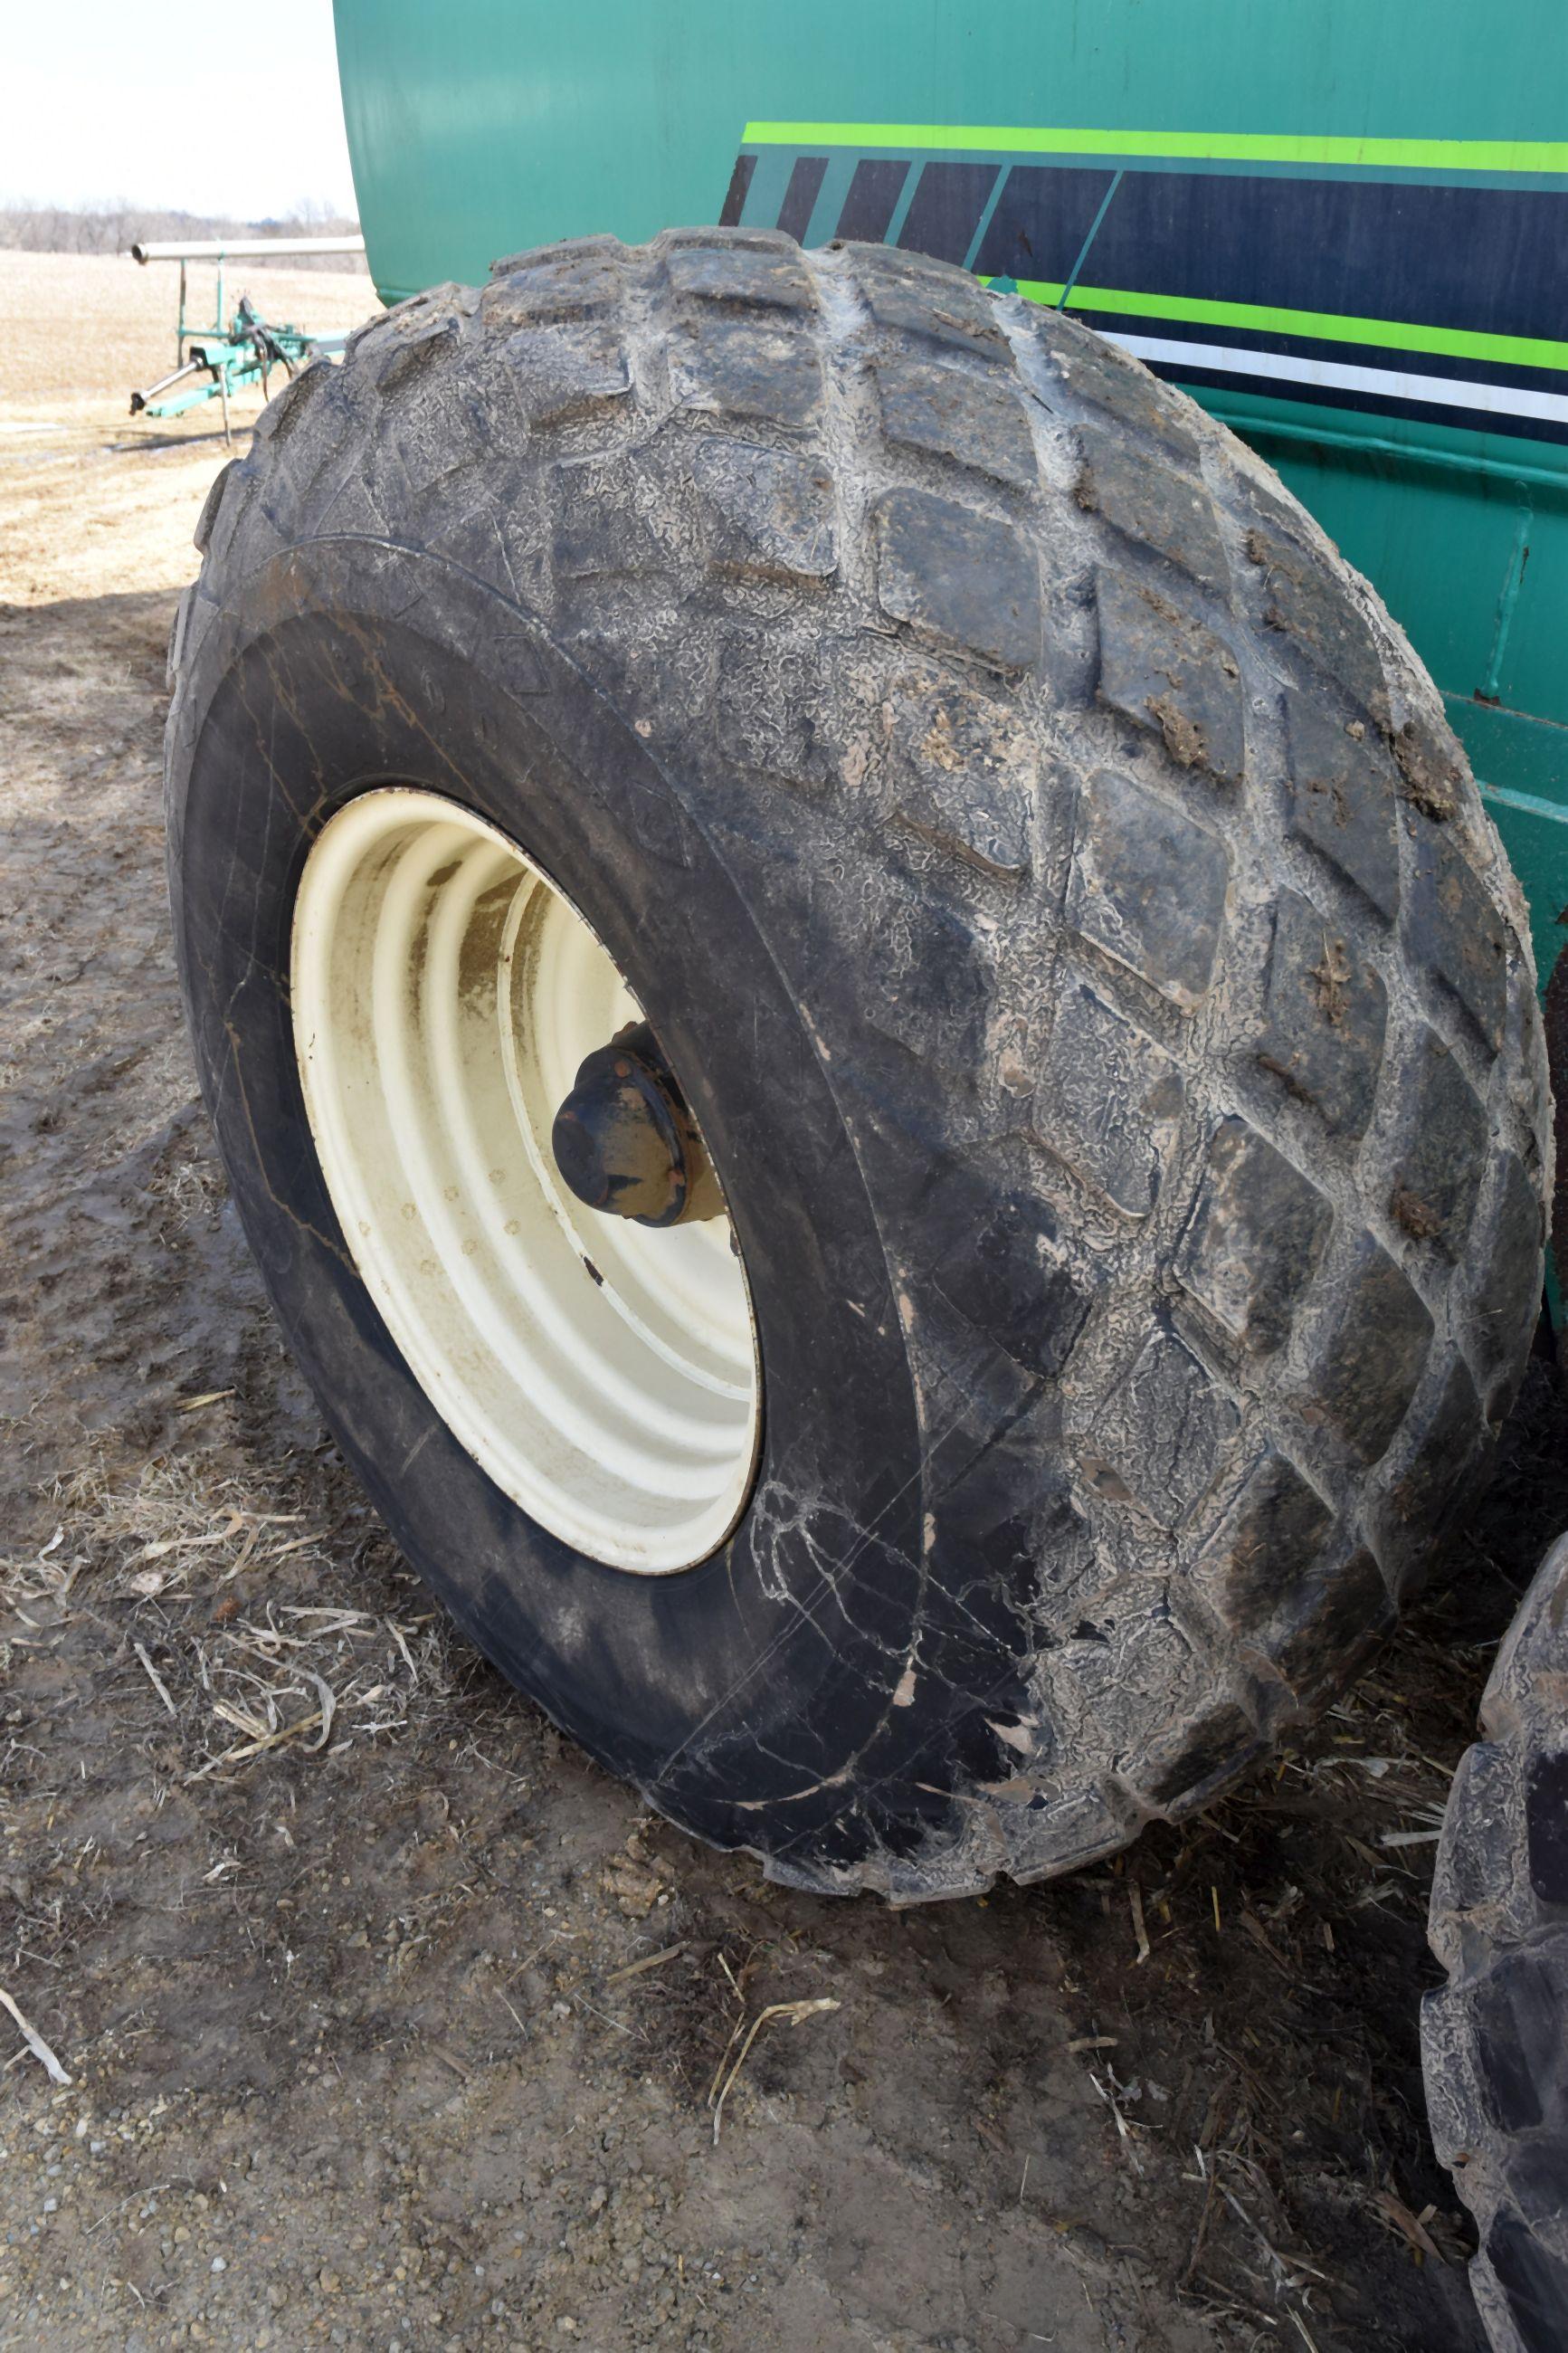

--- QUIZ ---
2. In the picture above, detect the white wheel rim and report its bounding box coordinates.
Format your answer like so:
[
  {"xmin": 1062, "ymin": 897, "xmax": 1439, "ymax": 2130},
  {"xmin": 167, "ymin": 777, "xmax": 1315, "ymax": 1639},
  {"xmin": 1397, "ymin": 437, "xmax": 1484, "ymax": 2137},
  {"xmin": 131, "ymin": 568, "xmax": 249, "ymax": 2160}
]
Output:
[{"xmin": 290, "ymin": 786, "xmax": 762, "ymax": 1573}]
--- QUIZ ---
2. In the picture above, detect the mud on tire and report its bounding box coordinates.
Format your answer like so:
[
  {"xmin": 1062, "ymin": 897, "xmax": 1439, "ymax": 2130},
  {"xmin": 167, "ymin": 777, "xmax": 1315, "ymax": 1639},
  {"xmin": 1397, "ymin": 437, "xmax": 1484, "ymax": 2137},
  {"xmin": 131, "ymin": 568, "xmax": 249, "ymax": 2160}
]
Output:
[{"xmin": 166, "ymin": 232, "xmax": 1550, "ymax": 1899}]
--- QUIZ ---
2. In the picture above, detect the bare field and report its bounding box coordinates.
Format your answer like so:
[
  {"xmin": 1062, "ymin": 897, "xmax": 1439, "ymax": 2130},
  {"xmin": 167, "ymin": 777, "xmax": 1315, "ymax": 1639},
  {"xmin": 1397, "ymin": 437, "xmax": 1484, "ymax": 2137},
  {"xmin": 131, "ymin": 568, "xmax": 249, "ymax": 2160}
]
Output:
[
  {"xmin": 0, "ymin": 252, "xmax": 375, "ymax": 610},
  {"xmin": 3, "ymin": 247, "xmax": 1565, "ymax": 2353}
]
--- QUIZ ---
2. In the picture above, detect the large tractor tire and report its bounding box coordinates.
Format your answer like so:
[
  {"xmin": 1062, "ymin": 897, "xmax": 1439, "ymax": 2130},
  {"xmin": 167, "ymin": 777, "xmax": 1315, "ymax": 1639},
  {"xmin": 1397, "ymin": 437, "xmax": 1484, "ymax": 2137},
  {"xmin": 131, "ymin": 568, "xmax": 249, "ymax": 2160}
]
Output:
[
  {"xmin": 166, "ymin": 232, "xmax": 1549, "ymax": 1899},
  {"xmin": 1424, "ymin": 1530, "xmax": 1568, "ymax": 2353}
]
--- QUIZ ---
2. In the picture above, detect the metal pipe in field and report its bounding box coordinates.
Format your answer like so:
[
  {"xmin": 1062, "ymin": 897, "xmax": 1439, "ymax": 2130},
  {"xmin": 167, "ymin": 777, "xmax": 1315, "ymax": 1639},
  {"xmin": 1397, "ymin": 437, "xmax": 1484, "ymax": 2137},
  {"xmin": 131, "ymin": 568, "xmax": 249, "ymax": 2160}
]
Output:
[{"xmin": 130, "ymin": 236, "xmax": 366, "ymax": 263}]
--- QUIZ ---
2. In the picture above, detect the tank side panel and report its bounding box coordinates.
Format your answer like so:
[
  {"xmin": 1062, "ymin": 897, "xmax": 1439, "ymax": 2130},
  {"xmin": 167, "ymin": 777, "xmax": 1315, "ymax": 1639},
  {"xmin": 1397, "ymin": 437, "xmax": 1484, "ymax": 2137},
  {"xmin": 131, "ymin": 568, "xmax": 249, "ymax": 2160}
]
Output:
[{"xmin": 331, "ymin": 0, "xmax": 1568, "ymax": 299}]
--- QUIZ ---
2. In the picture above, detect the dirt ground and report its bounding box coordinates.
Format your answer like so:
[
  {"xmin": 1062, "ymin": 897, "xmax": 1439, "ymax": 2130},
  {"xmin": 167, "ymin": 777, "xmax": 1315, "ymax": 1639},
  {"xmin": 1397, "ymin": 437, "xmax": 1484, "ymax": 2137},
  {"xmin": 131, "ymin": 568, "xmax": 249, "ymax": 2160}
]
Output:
[{"xmin": 4, "ymin": 246, "xmax": 1567, "ymax": 2353}]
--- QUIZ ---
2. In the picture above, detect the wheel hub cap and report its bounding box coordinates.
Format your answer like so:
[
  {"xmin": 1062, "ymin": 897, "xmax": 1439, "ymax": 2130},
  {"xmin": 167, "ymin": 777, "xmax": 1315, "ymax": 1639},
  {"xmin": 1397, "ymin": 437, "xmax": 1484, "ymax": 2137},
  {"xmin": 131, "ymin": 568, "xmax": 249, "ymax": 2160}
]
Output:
[
  {"xmin": 289, "ymin": 786, "xmax": 762, "ymax": 1574},
  {"xmin": 550, "ymin": 1021, "xmax": 718, "ymax": 1229}
]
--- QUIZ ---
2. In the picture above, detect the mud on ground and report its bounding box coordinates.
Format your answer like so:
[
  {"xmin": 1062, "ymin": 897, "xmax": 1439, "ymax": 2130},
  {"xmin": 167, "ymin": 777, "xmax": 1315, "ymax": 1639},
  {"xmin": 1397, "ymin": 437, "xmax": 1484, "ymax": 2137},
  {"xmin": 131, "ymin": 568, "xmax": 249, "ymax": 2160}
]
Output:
[{"xmin": 3, "ymin": 249, "xmax": 1567, "ymax": 2353}]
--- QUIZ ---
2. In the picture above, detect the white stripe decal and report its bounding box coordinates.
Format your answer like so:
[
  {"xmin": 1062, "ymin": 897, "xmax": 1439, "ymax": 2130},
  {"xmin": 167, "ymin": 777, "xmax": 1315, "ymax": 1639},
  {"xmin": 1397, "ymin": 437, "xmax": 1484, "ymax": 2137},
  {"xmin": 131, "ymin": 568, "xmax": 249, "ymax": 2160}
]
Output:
[{"xmin": 1105, "ymin": 334, "xmax": 1568, "ymax": 426}]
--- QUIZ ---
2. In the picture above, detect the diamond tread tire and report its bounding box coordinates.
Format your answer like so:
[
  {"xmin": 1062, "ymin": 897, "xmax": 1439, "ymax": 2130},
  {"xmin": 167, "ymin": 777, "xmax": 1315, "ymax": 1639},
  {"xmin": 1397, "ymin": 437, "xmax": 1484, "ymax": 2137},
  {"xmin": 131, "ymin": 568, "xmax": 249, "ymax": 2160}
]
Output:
[{"xmin": 166, "ymin": 232, "xmax": 1551, "ymax": 1899}]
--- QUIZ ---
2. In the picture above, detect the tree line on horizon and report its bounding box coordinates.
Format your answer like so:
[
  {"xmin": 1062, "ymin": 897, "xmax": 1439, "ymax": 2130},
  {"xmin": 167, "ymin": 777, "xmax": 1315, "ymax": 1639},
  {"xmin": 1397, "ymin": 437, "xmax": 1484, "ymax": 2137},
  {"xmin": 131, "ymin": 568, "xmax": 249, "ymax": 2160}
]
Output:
[{"xmin": 0, "ymin": 199, "xmax": 366, "ymax": 268}]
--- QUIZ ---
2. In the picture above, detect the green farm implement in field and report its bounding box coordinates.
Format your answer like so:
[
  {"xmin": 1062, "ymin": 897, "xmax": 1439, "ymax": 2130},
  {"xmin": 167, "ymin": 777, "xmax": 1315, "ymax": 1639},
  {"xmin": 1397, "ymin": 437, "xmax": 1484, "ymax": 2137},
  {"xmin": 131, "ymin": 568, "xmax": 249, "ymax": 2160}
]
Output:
[
  {"xmin": 165, "ymin": 12, "xmax": 1568, "ymax": 2336},
  {"xmin": 128, "ymin": 234, "xmax": 364, "ymax": 437}
]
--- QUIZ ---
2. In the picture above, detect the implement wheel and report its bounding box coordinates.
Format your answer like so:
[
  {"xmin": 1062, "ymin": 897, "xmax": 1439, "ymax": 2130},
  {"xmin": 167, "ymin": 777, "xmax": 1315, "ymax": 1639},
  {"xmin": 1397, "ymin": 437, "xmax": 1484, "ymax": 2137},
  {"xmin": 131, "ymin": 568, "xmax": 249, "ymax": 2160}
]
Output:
[{"xmin": 166, "ymin": 232, "xmax": 1549, "ymax": 1898}]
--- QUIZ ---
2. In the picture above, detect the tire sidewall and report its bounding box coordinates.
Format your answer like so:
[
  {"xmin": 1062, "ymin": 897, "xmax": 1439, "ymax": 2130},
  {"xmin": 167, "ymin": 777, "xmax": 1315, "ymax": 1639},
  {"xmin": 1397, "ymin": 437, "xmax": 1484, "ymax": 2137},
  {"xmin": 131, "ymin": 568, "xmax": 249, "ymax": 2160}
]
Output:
[{"xmin": 168, "ymin": 532, "xmax": 964, "ymax": 1865}]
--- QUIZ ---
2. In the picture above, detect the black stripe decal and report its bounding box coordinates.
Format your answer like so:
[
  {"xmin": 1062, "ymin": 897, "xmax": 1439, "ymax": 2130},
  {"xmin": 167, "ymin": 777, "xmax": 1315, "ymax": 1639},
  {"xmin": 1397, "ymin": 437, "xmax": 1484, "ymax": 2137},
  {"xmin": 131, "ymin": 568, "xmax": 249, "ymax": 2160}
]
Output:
[
  {"xmin": 974, "ymin": 165, "xmax": 1568, "ymax": 346},
  {"xmin": 897, "ymin": 161, "xmax": 1002, "ymax": 267},
  {"xmin": 777, "ymin": 157, "xmax": 830, "ymax": 243},
  {"xmin": 719, "ymin": 153, "xmax": 755, "ymax": 230},
  {"xmin": 835, "ymin": 158, "xmax": 910, "ymax": 243}
]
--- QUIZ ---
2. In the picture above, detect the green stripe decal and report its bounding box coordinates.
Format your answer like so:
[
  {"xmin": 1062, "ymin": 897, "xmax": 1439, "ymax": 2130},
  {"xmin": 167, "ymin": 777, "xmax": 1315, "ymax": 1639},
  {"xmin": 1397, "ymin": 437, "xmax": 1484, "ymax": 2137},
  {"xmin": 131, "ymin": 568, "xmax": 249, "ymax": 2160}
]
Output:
[
  {"xmin": 741, "ymin": 123, "xmax": 1568, "ymax": 176},
  {"xmin": 1003, "ymin": 281, "xmax": 1568, "ymax": 373}
]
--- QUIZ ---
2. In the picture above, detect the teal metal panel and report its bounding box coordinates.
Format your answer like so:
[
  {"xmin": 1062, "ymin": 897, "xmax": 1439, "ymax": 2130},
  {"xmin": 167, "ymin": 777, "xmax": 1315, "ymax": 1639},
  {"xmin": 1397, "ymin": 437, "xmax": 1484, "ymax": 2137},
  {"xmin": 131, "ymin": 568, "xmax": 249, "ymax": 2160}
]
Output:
[{"xmin": 332, "ymin": 1, "xmax": 1568, "ymax": 300}]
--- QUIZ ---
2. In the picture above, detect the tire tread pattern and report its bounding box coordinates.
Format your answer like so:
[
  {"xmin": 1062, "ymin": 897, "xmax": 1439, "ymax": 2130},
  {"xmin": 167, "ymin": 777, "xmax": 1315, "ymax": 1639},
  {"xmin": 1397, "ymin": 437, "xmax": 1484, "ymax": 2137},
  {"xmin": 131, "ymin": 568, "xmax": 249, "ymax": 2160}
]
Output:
[{"xmin": 173, "ymin": 233, "xmax": 1551, "ymax": 1899}]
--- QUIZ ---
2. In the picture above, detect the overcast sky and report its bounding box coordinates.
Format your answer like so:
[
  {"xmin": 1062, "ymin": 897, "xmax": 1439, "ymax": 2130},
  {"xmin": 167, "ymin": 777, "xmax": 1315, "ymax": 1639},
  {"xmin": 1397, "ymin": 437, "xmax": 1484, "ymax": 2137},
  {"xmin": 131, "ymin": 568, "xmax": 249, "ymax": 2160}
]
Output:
[{"xmin": 6, "ymin": 0, "xmax": 356, "ymax": 217}]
